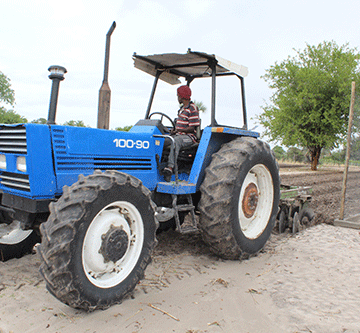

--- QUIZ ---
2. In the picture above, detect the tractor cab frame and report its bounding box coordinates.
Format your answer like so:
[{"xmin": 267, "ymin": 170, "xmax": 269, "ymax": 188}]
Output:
[{"xmin": 133, "ymin": 49, "xmax": 249, "ymax": 129}]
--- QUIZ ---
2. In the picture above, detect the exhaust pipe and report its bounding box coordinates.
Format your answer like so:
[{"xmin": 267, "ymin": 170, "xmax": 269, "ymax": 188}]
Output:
[
  {"xmin": 47, "ymin": 65, "xmax": 67, "ymax": 125},
  {"xmin": 97, "ymin": 21, "xmax": 116, "ymax": 130}
]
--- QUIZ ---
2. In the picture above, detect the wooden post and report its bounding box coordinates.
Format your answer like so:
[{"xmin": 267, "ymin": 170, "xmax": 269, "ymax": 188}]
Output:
[{"xmin": 339, "ymin": 81, "xmax": 356, "ymax": 220}]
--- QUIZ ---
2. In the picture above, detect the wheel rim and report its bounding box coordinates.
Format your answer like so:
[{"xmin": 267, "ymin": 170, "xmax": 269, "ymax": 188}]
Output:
[
  {"xmin": 238, "ymin": 164, "xmax": 274, "ymax": 239},
  {"xmin": 0, "ymin": 221, "xmax": 33, "ymax": 245},
  {"xmin": 82, "ymin": 201, "xmax": 144, "ymax": 288}
]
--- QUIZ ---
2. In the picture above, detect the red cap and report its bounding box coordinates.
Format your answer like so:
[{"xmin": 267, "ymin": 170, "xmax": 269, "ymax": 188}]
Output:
[{"xmin": 177, "ymin": 85, "xmax": 191, "ymax": 99}]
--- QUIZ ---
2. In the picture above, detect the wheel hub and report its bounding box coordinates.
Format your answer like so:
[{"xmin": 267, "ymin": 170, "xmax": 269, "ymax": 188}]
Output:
[
  {"xmin": 99, "ymin": 225, "xmax": 129, "ymax": 263},
  {"xmin": 242, "ymin": 183, "xmax": 259, "ymax": 218}
]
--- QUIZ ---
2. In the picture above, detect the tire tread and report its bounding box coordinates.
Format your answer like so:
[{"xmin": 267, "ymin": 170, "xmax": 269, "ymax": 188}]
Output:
[
  {"xmin": 198, "ymin": 137, "xmax": 279, "ymax": 260},
  {"xmin": 39, "ymin": 171, "xmax": 157, "ymax": 311}
]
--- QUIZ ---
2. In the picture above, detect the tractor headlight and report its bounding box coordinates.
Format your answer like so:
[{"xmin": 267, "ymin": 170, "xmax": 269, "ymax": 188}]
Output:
[
  {"xmin": 17, "ymin": 156, "xmax": 27, "ymax": 173},
  {"xmin": 0, "ymin": 155, "xmax": 6, "ymax": 169}
]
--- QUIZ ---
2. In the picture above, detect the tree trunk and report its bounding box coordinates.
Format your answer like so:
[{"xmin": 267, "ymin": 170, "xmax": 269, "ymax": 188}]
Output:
[{"xmin": 309, "ymin": 146, "xmax": 322, "ymax": 171}]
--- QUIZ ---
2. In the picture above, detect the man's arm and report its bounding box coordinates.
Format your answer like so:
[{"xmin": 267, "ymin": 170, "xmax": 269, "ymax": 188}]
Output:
[{"xmin": 171, "ymin": 126, "xmax": 196, "ymax": 134}]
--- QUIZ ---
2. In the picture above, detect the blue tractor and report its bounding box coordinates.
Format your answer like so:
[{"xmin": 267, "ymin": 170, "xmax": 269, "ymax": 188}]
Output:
[{"xmin": 0, "ymin": 50, "xmax": 280, "ymax": 310}]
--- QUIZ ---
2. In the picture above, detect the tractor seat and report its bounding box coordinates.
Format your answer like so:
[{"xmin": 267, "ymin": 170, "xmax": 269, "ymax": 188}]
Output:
[
  {"xmin": 162, "ymin": 140, "xmax": 199, "ymax": 160},
  {"xmin": 177, "ymin": 141, "xmax": 199, "ymax": 162},
  {"xmin": 180, "ymin": 124, "xmax": 201, "ymax": 156},
  {"xmin": 168, "ymin": 124, "xmax": 201, "ymax": 158},
  {"xmin": 160, "ymin": 141, "xmax": 198, "ymax": 174}
]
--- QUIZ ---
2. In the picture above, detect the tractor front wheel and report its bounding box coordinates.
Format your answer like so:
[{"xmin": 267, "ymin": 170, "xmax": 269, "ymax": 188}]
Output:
[{"xmin": 39, "ymin": 171, "xmax": 157, "ymax": 311}]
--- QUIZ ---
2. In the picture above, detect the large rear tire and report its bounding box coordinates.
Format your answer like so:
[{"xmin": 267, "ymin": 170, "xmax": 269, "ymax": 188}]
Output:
[
  {"xmin": 198, "ymin": 137, "xmax": 280, "ymax": 260},
  {"xmin": 39, "ymin": 170, "xmax": 157, "ymax": 311}
]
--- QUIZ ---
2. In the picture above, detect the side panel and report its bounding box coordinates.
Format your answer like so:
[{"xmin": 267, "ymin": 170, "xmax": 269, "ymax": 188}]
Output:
[{"xmin": 51, "ymin": 125, "xmax": 163, "ymax": 192}]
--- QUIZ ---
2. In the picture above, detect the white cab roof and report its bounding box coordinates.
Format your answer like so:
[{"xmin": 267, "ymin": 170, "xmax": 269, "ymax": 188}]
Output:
[{"xmin": 133, "ymin": 50, "xmax": 248, "ymax": 85}]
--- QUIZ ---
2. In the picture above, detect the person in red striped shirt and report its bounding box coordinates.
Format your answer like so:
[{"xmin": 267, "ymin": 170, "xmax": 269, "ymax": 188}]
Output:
[{"xmin": 163, "ymin": 85, "xmax": 200, "ymax": 181}]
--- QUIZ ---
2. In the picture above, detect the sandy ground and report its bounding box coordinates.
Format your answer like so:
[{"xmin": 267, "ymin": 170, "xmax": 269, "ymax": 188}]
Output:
[
  {"xmin": 1, "ymin": 223, "xmax": 360, "ymax": 333},
  {"xmin": 1, "ymin": 165, "xmax": 360, "ymax": 333}
]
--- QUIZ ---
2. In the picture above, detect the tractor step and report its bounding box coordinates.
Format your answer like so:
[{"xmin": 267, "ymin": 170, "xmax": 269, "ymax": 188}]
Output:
[
  {"xmin": 177, "ymin": 204, "xmax": 195, "ymax": 211},
  {"xmin": 180, "ymin": 225, "xmax": 199, "ymax": 234},
  {"xmin": 172, "ymin": 194, "xmax": 198, "ymax": 234}
]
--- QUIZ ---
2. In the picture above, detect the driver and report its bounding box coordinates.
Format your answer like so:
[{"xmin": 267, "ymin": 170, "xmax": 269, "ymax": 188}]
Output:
[{"xmin": 163, "ymin": 85, "xmax": 200, "ymax": 182}]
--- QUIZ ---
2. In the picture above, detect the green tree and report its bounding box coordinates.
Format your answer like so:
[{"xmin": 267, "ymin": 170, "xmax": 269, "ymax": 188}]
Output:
[
  {"xmin": 0, "ymin": 109, "xmax": 27, "ymax": 124},
  {"xmin": 350, "ymin": 136, "xmax": 360, "ymax": 160},
  {"xmin": 258, "ymin": 41, "xmax": 360, "ymax": 170},
  {"xmin": 321, "ymin": 149, "xmax": 346, "ymax": 164},
  {"xmin": 0, "ymin": 71, "xmax": 15, "ymax": 107},
  {"xmin": 331, "ymin": 149, "xmax": 346, "ymax": 163},
  {"xmin": 272, "ymin": 145, "xmax": 286, "ymax": 160},
  {"xmin": 115, "ymin": 125, "xmax": 132, "ymax": 131},
  {"xmin": 31, "ymin": 118, "xmax": 47, "ymax": 124},
  {"xmin": 0, "ymin": 71, "xmax": 27, "ymax": 124},
  {"xmin": 63, "ymin": 120, "xmax": 87, "ymax": 127},
  {"xmin": 286, "ymin": 147, "xmax": 305, "ymax": 163},
  {"xmin": 193, "ymin": 100, "xmax": 207, "ymax": 112}
]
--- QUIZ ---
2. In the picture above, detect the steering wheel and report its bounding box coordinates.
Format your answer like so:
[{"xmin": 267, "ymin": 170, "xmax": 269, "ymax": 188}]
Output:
[{"xmin": 149, "ymin": 112, "xmax": 175, "ymax": 131}]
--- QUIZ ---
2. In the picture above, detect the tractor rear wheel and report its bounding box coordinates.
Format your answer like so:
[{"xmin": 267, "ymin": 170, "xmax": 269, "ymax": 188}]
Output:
[
  {"xmin": 39, "ymin": 170, "xmax": 157, "ymax": 311},
  {"xmin": 198, "ymin": 137, "xmax": 280, "ymax": 260}
]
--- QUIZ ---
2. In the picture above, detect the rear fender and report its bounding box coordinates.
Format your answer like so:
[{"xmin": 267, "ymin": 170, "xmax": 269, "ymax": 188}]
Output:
[{"xmin": 189, "ymin": 126, "xmax": 259, "ymax": 191}]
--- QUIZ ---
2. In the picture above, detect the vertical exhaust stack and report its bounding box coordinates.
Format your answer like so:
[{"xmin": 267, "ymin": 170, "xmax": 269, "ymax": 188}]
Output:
[
  {"xmin": 97, "ymin": 21, "xmax": 116, "ymax": 130},
  {"xmin": 47, "ymin": 65, "xmax": 67, "ymax": 125}
]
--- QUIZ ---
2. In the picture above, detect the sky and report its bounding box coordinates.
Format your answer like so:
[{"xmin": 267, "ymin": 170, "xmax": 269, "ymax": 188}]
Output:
[{"xmin": 1, "ymin": 0, "xmax": 360, "ymax": 133}]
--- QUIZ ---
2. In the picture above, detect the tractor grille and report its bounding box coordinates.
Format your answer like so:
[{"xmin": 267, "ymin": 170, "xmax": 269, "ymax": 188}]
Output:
[
  {"xmin": 52, "ymin": 128, "xmax": 66, "ymax": 155},
  {"xmin": 56, "ymin": 157, "xmax": 152, "ymax": 171},
  {"xmin": 0, "ymin": 127, "xmax": 27, "ymax": 154},
  {"xmin": 94, "ymin": 157, "xmax": 152, "ymax": 170},
  {"xmin": 0, "ymin": 171, "xmax": 30, "ymax": 192}
]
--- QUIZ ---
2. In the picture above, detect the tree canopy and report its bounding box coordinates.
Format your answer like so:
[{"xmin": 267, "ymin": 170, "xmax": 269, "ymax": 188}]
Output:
[
  {"xmin": 0, "ymin": 109, "xmax": 27, "ymax": 124},
  {"xmin": 115, "ymin": 125, "xmax": 132, "ymax": 132},
  {"xmin": 272, "ymin": 145, "xmax": 286, "ymax": 160},
  {"xmin": 0, "ymin": 71, "xmax": 28, "ymax": 124},
  {"xmin": 63, "ymin": 120, "xmax": 88, "ymax": 127},
  {"xmin": 193, "ymin": 100, "xmax": 207, "ymax": 113},
  {"xmin": 258, "ymin": 41, "xmax": 360, "ymax": 170},
  {"xmin": 31, "ymin": 118, "xmax": 47, "ymax": 124},
  {"xmin": 0, "ymin": 71, "xmax": 15, "ymax": 107}
]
